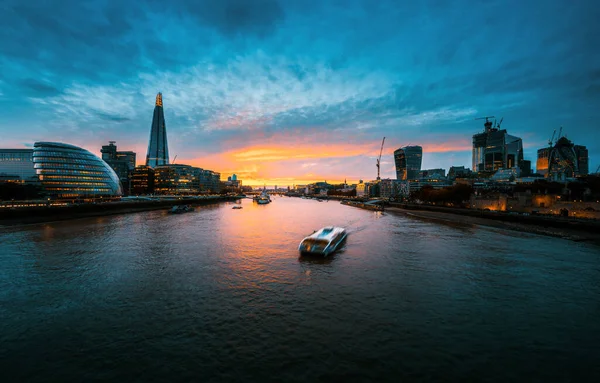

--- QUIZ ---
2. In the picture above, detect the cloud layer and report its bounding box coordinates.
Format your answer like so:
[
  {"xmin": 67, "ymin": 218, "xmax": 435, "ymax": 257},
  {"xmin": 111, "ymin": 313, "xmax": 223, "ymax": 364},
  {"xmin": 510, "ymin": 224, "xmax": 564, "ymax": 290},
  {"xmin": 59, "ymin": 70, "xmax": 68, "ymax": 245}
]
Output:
[{"xmin": 1, "ymin": 0, "xmax": 599, "ymax": 184}]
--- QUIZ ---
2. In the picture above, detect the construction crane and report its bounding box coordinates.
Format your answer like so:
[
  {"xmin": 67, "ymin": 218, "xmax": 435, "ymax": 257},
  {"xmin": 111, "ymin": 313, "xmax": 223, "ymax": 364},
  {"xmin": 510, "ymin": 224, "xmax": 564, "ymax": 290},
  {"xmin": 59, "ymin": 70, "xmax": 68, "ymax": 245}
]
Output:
[
  {"xmin": 475, "ymin": 116, "xmax": 496, "ymax": 132},
  {"xmin": 558, "ymin": 126, "xmax": 563, "ymax": 140},
  {"xmin": 496, "ymin": 117, "xmax": 504, "ymax": 129},
  {"xmin": 596, "ymin": 165, "xmax": 600, "ymax": 174},
  {"xmin": 475, "ymin": 116, "xmax": 496, "ymax": 122},
  {"xmin": 376, "ymin": 137, "xmax": 386, "ymax": 180},
  {"xmin": 548, "ymin": 129, "xmax": 556, "ymax": 147},
  {"xmin": 172, "ymin": 155, "xmax": 177, "ymax": 164}
]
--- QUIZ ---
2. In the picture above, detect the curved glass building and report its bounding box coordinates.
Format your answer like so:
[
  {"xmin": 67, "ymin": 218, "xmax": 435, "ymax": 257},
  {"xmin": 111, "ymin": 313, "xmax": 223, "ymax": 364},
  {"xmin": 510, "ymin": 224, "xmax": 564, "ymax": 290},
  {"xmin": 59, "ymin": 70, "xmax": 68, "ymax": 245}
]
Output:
[
  {"xmin": 33, "ymin": 142, "xmax": 123, "ymax": 199},
  {"xmin": 394, "ymin": 146, "xmax": 423, "ymax": 180}
]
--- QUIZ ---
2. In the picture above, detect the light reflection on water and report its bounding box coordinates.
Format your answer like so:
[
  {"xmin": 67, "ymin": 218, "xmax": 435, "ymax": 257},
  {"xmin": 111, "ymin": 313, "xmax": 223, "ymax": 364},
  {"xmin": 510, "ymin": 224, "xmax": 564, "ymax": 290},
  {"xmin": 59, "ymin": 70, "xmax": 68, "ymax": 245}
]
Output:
[{"xmin": 1, "ymin": 197, "xmax": 600, "ymax": 382}]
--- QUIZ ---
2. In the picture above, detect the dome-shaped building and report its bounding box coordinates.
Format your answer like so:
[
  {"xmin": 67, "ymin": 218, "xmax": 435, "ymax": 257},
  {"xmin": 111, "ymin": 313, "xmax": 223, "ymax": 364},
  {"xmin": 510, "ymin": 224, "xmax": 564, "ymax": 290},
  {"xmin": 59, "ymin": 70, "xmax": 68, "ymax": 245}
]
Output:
[{"xmin": 33, "ymin": 142, "xmax": 123, "ymax": 199}]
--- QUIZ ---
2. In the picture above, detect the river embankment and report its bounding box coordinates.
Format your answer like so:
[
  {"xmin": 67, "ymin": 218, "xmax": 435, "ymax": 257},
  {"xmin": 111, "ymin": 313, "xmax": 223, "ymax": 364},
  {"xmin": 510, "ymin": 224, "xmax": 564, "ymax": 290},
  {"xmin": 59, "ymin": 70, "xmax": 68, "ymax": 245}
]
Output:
[
  {"xmin": 0, "ymin": 196, "xmax": 241, "ymax": 227},
  {"xmin": 387, "ymin": 203, "xmax": 600, "ymax": 243}
]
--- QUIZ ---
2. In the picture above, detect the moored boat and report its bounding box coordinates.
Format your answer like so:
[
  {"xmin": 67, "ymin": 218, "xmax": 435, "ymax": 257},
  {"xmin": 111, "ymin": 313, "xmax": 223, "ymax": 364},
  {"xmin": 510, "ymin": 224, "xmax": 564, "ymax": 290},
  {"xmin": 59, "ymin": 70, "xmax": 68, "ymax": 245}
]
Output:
[{"xmin": 168, "ymin": 205, "xmax": 195, "ymax": 214}]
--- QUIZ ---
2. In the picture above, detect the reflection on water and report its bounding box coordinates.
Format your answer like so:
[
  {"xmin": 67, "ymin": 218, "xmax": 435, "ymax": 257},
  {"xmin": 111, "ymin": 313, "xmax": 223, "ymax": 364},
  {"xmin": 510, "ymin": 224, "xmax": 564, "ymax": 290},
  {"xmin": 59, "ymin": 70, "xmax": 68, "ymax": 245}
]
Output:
[{"xmin": 1, "ymin": 197, "xmax": 600, "ymax": 382}]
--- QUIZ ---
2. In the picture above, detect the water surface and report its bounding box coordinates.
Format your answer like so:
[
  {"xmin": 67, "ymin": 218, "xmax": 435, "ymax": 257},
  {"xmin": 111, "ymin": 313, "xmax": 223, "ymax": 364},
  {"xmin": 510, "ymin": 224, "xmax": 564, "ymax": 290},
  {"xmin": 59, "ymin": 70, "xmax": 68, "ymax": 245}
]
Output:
[{"xmin": 1, "ymin": 197, "xmax": 599, "ymax": 382}]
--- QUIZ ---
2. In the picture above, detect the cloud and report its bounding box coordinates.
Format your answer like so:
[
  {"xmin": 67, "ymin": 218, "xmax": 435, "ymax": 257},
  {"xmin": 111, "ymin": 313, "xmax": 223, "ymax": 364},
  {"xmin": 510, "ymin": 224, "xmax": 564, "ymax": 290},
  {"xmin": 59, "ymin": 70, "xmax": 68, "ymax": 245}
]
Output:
[
  {"xmin": 18, "ymin": 78, "xmax": 62, "ymax": 97},
  {"xmin": 0, "ymin": 0, "xmax": 599, "ymax": 183},
  {"xmin": 168, "ymin": 0, "xmax": 285, "ymax": 38}
]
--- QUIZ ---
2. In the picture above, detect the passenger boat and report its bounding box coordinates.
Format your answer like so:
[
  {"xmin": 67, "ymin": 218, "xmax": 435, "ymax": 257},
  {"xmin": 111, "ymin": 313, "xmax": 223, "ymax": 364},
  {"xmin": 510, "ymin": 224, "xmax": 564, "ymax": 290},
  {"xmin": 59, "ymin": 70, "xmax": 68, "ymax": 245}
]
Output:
[
  {"xmin": 232, "ymin": 206, "xmax": 243, "ymax": 209},
  {"xmin": 254, "ymin": 190, "xmax": 271, "ymax": 204},
  {"xmin": 298, "ymin": 226, "xmax": 347, "ymax": 256}
]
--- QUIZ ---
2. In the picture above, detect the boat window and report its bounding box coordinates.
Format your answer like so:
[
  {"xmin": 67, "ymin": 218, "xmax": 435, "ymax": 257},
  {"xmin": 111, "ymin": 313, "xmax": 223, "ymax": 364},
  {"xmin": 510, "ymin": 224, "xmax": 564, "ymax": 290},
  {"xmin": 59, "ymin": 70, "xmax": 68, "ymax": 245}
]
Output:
[{"xmin": 302, "ymin": 239, "xmax": 329, "ymax": 250}]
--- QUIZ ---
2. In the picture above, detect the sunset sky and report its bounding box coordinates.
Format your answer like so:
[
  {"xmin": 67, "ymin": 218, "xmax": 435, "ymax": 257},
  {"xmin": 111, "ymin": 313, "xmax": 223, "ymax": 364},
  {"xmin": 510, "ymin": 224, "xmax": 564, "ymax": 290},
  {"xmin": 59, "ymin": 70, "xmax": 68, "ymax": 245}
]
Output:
[{"xmin": 1, "ymin": 0, "xmax": 598, "ymax": 186}]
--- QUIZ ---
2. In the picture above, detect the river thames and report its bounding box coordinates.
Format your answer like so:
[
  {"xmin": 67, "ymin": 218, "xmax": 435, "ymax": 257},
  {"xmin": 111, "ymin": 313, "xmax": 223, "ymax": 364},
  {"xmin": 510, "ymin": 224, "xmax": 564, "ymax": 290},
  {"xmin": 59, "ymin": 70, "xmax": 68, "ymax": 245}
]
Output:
[{"xmin": 1, "ymin": 197, "xmax": 599, "ymax": 382}]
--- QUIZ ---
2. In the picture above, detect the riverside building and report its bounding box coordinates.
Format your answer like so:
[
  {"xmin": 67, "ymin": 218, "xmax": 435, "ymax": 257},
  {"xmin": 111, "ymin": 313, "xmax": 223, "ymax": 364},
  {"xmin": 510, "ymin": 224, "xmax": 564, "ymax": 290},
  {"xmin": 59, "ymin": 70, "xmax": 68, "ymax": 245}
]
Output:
[
  {"xmin": 0, "ymin": 149, "xmax": 37, "ymax": 183},
  {"xmin": 146, "ymin": 92, "xmax": 170, "ymax": 167},
  {"xmin": 33, "ymin": 142, "xmax": 122, "ymax": 199}
]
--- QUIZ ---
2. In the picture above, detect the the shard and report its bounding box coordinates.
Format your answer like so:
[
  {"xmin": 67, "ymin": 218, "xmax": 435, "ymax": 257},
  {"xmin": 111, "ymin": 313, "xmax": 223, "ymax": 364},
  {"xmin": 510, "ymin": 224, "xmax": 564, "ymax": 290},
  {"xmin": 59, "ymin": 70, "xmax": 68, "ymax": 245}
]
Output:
[{"xmin": 146, "ymin": 92, "xmax": 170, "ymax": 167}]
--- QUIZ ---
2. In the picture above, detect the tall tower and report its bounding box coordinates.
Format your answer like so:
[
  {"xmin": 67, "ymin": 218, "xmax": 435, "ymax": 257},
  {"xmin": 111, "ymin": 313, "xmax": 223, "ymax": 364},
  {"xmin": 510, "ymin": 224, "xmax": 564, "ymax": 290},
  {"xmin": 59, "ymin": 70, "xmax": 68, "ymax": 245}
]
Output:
[
  {"xmin": 146, "ymin": 92, "xmax": 170, "ymax": 167},
  {"xmin": 394, "ymin": 146, "xmax": 423, "ymax": 180}
]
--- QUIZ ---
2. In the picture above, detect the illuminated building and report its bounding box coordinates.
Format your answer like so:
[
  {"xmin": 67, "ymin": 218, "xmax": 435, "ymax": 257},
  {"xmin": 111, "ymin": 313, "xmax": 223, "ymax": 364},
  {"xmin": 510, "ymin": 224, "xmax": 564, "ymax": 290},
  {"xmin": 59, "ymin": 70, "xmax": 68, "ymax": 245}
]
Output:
[
  {"xmin": 536, "ymin": 136, "xmax": 588, "ymax": 179},
  {"xmin": 146, "ymin": 92, "xmax": 170, "ymax": 167},
  {"xmin": 394, "ymin": 146, "xmax": 423, "ymax": 180},
  {"xmin": 418, "ymin": 168, "xmax": 446, "ymax": 179},
  {"xmin": 472, "ymin": 118, "xmax": 524, "ymax": 172},
  {"xmin": 536, "ymin": 147, "xmax": 550, "ymax": 176},
  {"xmin": 131, "ymin": 166, "xmax": 155, "ymax": 195},
  {"xmin": 153, "ymin": 165, "xmax": 222, "ymax": 194},
  {"xmin": 0, "ymin": 149, "xmax": 37, "ymax": 183},
  {"xmin": 33, "ymin": 142, "xmax": 122, "ymax": 199}
]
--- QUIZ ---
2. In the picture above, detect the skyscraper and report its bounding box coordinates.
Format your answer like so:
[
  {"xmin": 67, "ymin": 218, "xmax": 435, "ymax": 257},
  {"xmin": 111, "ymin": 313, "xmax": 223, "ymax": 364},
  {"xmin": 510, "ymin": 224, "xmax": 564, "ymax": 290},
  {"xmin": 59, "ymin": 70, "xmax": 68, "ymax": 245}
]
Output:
[
  {"xmin": 394, "ymin": 146, "xmax": 423, "ymax": 180},
  {"xmin": 146, "ymin": 93, "xmax": 170, "ymax": 167},
  {"xmin": 472, "ymin": 118, "xmax": 523, "ymax": 172}
]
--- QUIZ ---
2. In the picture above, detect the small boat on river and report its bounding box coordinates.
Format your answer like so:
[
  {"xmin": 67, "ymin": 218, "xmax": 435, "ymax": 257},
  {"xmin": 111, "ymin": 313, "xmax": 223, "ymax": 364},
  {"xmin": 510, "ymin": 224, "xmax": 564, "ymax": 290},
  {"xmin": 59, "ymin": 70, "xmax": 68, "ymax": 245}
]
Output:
[
  {"xmin": 168, "ymin": 205, "xmax": 195, "ymax": 214},
  {"xmin": 298, "ymin": 226, "xmax": 347, "ymax": 256}
]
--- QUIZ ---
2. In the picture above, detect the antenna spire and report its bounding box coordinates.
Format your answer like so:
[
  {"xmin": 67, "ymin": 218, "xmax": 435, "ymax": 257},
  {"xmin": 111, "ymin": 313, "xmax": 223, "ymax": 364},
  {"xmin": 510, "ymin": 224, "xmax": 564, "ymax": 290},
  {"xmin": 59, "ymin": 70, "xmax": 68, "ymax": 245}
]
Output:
[{"xmin": 155, "ymin": 92, "xmax": 163, "ymax": 107}]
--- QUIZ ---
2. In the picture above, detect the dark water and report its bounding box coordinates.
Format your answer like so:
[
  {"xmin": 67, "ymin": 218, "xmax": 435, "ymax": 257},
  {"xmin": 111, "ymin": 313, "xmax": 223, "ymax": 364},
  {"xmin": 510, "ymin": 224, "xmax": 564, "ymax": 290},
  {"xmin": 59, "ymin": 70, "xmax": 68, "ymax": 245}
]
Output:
[{"xmin": 1, "ymin": 197, "xmax": 600, "ymax": 382}]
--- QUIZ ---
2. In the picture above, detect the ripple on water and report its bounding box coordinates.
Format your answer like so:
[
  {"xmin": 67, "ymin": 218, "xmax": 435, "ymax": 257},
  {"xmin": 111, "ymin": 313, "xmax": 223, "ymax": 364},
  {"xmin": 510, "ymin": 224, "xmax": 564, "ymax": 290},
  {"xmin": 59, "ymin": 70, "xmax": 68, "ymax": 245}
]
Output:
[{"xmin": 1, "ymin": 198, "xmax": 600, "ymax": 382}]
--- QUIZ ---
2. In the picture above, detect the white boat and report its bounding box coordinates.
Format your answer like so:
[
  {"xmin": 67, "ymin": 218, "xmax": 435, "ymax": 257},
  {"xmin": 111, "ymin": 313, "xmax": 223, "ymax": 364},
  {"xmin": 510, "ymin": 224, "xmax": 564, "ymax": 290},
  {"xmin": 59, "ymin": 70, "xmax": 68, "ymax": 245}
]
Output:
[
  {"xmin": 298, "ymin": 226, "xmax": 347, "ymax": 256},
  {"xmin": 255, "ymin": 191, "xmax": 271, "ymax": 204}
]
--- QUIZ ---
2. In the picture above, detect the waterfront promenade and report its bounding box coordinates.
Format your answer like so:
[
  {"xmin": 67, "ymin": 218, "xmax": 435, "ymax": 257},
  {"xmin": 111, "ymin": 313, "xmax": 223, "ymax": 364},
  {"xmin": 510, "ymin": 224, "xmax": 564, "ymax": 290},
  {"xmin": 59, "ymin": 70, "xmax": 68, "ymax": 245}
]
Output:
[
  {"xmin": 1, "ymin": 197, "xmax": 599, "ymax": 382},
  {"xmin": 0, "ymin": 195, "xmax": 241, "ymax": 226}
]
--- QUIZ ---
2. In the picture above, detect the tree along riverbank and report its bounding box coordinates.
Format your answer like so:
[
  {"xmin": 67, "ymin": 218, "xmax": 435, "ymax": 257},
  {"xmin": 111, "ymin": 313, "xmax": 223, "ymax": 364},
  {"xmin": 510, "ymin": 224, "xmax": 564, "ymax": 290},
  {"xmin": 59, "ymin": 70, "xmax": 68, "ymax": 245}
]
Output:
[
  {"xmin": 387, "ymin": 203, "xmax": 600, "ymax": 243},
  {"xmin": 0, "ymin": 196, "xmax": 241, "ymax": 226}
]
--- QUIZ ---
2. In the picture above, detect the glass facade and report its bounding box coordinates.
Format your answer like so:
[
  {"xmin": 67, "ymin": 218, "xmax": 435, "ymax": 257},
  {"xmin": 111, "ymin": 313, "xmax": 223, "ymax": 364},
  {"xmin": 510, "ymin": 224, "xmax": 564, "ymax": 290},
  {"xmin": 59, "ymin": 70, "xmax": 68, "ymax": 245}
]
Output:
[
  {"xmin": 0, "ymin": 149, "xmax": 37, "ymax": 182},
  {"xmin": 101, "ymin": 142, "xmax": 136, "ymax": 195},
  {"xmin": 394, "ymin": 146, "xmax": 422, "ymax": 181},
  {"xmin": 472, "ymin": 119, "xmax": 524, "ymax": 172},
  {"xmin": 146, "ymin": 93, "xmax": 170, "ymax": 167},
  {"xmin": 33, "ymin": 142, "xmax": 123, "ymax": 199},
  {"xmin": 153, "ymin": 165, "xmax": 221, "ymax": 194},
  {"xmin": 131, "ymin": 166, "xmax": 155, "ymax": 195}
]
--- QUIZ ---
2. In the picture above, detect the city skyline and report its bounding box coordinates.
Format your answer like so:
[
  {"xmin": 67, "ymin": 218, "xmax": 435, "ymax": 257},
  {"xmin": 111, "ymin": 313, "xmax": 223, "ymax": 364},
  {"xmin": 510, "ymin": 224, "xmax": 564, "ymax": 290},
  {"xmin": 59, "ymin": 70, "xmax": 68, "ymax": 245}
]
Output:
[{"xmin": 1, "ymin": 0, "xmax": 598, "ymax": 186}]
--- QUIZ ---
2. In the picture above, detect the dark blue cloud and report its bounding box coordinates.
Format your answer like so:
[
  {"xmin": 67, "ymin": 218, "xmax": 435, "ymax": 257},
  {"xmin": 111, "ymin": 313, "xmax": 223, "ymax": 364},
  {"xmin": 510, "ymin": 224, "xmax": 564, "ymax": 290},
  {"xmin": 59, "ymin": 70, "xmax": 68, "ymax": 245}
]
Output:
[{"xmin": 0, "ymin": 0, "xmax": 599, "ymax": 177}]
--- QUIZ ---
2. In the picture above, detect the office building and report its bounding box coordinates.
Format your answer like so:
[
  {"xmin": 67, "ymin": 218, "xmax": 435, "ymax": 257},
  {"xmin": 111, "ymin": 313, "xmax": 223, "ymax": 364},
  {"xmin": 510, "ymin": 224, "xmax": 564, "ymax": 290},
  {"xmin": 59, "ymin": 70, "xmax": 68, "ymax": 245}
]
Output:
[
  {"xmin": 536, "ymin": 147, "xmax": 550, "ymax": 177},
  {"xmin": 448, "ymin": 166, "xmax": 472, "ymax": 180},
  {"xmin": 536, "ymin": 135, "xmax": 588, "ymax": 180},
  {"xmin": 131, "ymin": 166, "xmax": 155, "ymax": 195},
  {"xmin": 0, "ymin": 149, "xmax": 37, "ymax": 183},
  {"xmin": 101, "ymin": 141, "xmax": 136, "ymax": 195},
  {"xmin": 146, "ymin": 92, "xmax": 170, "ymax": 167},
  {"xmin": 152, "ymin": 165, "xmax": 221, "ymax": 194},
  {"xmin": 472, "ymin": 118, "xmax": 524, "ymax": 172},
  {"xmin": 394, "ymin": 146, "xmax": 423, "ymax": 180},
  {"xmin": 574, "ymin": 145, "xmax": 589, "ymax": 175},
  {"xmin": 33, "ymin": 142, "xmax": 122, "ymax": 199},
  {"xmin": 419, "ymin": 168, "xmax": 446, "ymax": 179}
]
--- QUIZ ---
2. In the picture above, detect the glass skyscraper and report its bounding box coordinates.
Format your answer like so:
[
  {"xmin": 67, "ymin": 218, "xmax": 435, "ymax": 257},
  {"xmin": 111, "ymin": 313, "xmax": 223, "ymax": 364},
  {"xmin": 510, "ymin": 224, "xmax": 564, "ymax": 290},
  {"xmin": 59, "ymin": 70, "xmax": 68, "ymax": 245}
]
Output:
[
  {"xmin": 394, "ymin": 146, "xmax": 423, "ymax": 180},
  {"xmin": 146, "ymin": 93, "xmax": 170, "ymax": 167},
  {"xmin": 472, "ymin": 119, "xmax": 523, "ymax": 172}
]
